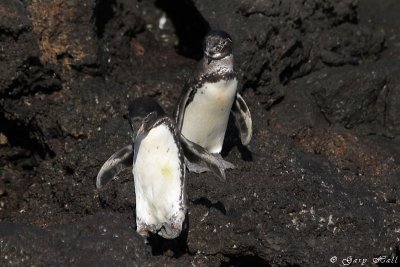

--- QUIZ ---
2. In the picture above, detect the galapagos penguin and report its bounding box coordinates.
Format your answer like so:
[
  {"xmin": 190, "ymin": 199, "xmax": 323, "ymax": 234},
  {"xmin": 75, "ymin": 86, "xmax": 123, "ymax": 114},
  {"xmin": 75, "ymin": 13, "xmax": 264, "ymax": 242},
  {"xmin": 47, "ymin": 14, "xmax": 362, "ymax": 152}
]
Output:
[
  {"xmin": 174, "ymin": 30, "xmax": 252, "ymax": 168},
  {"xmin": 97, "ymin": 97, "xmax": 186, "ymax": 239}
]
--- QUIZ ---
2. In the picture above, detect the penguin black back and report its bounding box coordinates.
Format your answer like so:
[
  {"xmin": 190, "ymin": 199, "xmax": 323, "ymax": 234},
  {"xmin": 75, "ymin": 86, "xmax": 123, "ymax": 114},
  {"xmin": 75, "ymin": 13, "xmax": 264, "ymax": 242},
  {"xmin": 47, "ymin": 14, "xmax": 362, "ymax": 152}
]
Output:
[{"xmin": 128, "ymin": 96, "xmax": 165, "ymax": 120}]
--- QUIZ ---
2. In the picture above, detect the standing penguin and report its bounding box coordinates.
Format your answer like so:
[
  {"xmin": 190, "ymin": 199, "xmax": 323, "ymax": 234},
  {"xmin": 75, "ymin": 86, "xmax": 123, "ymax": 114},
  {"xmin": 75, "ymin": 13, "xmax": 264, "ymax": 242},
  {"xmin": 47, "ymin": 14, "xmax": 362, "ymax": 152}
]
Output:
[
  {"xmin": 174, "ymin": 30, "xmax": 252, "ymax": 167},
  {"xmin": 96, "ymin": 97, "xmax": 230, "ymax": 239},
  {"xmin": 97, "ymin": 97, "xmax": 186, "ymax": 239}
]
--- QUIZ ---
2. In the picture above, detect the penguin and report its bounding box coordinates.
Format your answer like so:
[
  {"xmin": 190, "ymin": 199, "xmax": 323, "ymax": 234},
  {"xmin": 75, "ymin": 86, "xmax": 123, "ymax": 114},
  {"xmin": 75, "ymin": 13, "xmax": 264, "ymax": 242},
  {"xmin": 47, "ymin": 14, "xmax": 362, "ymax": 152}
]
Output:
[
  {"xmin": 174, "ymin": 30, "xmax": 252, "ymax": 168},
  {"xmin": 97, "ymin": 97, "xmax": 186, "ymax": 239},
  {"xmin": 96, "ymin": 97, "xmax": 229, "ymax": 239}
]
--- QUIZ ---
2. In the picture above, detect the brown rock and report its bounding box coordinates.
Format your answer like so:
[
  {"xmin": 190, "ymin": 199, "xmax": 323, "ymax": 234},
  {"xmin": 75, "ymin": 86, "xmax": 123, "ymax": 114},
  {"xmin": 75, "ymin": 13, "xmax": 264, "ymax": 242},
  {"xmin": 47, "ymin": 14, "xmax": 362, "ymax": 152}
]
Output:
[{"xmin": 27, "ymin": 0, "xmax": 98, "ymax": 68}]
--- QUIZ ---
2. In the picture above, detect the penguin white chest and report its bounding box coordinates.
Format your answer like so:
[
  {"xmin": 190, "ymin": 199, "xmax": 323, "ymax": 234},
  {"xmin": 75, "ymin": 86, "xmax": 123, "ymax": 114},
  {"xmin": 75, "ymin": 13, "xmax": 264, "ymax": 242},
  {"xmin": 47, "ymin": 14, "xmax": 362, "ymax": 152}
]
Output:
[
  {"xmin": 182, "ymin": 78, "xmax": 238, "ymax": 153},
  {"xmin": 133, "ymin": 124, "xmax": 186, "ymax": 239}
]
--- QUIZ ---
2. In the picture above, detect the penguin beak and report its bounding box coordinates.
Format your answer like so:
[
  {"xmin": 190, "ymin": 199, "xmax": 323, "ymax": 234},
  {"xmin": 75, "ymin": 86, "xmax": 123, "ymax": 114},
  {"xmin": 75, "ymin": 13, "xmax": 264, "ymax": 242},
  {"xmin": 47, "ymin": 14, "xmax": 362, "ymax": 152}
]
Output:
[
  {"xmin": 127, "ymin": 117, "xmax": 143, "ymax": 142},
  {"xmin": 204, "ymin": 51, "xmax": 213, "ymax": 64},
  {"xmin": 127, "ymin": 117, "xmax": 135, "ymax": 133},
  {"xmin": 137, "ymin": 125, "xmax": 145, "ymax": 136},
  {"xmin": 130, "ymin": 125, "xmax": 144, "ymax": 143}
]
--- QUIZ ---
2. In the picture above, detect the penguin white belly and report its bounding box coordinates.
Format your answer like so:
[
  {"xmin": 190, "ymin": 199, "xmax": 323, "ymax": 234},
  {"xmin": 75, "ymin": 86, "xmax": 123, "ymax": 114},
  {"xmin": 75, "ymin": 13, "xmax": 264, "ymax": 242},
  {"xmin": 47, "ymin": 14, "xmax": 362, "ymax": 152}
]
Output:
[
  {"xmin": 133, "ymin": 124, "xmax": 185, "ymax": 239},
  {"xmin": 181, "ymin": 78, "xmax": 238, "ymax": 153}
]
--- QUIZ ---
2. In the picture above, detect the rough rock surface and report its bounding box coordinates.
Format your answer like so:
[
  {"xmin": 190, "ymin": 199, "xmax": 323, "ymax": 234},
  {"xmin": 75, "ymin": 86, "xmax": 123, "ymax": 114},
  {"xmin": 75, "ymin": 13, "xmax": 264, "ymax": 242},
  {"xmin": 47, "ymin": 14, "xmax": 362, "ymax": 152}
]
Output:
[
  {"xmin": 0, "ymin": 0, "xmax": 399, "ymax": 266},
  {"xmin": 192, "ymin": 0, "xmax": 385, "ymax": 105},
  {"xmin": 0, "ymin": 213, "xmax": 153, "ymax": 266}
]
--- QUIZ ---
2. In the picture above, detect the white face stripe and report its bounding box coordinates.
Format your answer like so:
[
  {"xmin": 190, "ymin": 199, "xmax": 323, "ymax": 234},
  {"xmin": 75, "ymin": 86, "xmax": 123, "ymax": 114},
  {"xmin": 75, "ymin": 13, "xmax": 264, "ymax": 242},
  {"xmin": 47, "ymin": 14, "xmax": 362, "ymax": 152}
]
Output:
[
  {"xmin": 205, "ymin": 51, "xmax": 222, "ymax": 59},
  {"xmin": 133, "ymin": 123, "xmax": 185, "ymax": 238},
  {"xmin": 181, "ymin": 78, "xmax": 238, "ymax": 153}
]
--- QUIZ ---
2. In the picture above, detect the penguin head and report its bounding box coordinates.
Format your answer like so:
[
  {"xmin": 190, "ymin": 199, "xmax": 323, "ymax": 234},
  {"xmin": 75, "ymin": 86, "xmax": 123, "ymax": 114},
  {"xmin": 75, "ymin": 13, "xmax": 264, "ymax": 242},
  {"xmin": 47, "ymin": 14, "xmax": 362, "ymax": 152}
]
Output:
[
  {"xmin": 203, "ymin": 30, "xmax": 233, "ymax": 64},
  {"xmin": 127, "ymin": 97, "xmax": 165, "ymax": 140}
]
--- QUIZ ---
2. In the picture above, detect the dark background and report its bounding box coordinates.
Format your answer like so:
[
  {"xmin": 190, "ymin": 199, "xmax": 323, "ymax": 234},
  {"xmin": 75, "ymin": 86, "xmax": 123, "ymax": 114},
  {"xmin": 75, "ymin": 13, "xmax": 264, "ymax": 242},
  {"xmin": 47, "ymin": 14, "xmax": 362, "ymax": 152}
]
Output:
[{"xmin": 0, "ymin": 0, "xmax": 399, "ymax": 266}]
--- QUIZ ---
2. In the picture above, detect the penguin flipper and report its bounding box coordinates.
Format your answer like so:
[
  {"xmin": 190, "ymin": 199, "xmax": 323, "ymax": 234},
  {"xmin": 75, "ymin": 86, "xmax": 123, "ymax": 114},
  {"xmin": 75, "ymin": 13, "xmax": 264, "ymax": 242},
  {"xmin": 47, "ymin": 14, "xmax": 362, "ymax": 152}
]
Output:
[
  {"xmin": 180, "ymin": 134, "xmax": 228, "ymax": 181},
  {"xmin": 184, "ymin": 159, "xmax": 210, "ymax": 173},
  {"xmin": 174, "ymin": 83, "xmax": 194, "ymax": 131},
  {"xmin": 232, "ymin": 93, "xmax": 253, "ymax": 146},
  {"xmin": 96, "ymin": 144, "xmax": 134, "ymax": 189}
]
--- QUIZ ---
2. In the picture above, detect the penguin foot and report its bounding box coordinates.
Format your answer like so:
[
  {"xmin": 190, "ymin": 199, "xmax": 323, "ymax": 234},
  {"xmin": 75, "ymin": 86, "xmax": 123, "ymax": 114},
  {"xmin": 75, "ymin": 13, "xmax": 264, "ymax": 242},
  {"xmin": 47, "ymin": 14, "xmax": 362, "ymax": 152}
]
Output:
[{"xmin": 213, "ymin": 153, "xmax": 235, "ymax": 170}]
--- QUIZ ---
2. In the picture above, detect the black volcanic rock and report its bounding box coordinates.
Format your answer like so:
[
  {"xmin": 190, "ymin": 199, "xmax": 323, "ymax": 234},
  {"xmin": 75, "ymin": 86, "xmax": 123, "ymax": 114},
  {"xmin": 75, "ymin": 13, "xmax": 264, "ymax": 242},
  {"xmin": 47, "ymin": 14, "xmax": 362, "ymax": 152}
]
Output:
[
  {"xmin": 192, "ymin": 0, "xmax": 385, "ymax": 104},
  {"xmin": 0, "ymin": 213, "xmax": 153, "ymax": 266}
]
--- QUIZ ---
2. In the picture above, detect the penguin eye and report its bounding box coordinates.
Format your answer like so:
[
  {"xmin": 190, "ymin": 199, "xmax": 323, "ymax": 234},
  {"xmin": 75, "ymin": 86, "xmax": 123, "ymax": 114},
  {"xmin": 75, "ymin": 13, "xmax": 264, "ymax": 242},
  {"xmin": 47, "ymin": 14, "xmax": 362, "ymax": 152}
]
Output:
[{"xmin": 220, "ymin": 40, "xmax": 229, "ymax": 51}]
